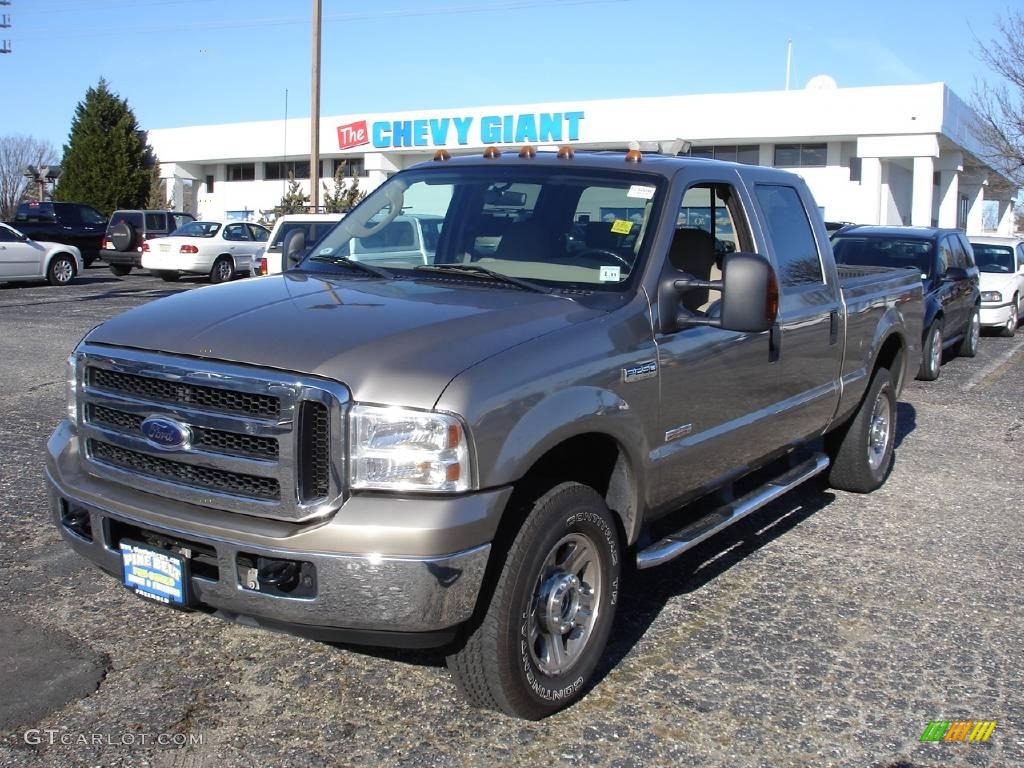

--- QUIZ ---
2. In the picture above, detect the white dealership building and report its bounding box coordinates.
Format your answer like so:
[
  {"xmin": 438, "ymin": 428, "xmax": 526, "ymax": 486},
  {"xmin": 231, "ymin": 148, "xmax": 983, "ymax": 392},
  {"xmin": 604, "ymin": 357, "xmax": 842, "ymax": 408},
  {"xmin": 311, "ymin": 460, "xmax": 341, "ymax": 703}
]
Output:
[{"xmin": 149, "ymin": 82, "xmax": 1018, "ymax": 233}]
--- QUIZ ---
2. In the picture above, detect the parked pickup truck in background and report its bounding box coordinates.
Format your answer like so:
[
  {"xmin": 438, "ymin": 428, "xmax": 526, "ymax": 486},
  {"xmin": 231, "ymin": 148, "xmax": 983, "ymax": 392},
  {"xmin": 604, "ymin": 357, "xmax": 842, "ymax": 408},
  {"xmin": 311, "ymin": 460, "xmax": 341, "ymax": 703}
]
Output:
[
  {"xmin": 47, "ymin": 150, "xmax": 922, "ymax": 719},
  {"xmin": 6, "ymin": 201, "xmax": 106, "ymax": 267}
]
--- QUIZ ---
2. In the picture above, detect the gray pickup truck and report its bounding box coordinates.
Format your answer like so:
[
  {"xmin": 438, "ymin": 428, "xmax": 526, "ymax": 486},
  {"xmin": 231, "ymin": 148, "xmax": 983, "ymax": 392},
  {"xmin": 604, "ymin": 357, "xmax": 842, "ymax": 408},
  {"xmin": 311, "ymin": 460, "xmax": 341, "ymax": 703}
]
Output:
[{"xmin": 47, "ymin": 149, "xmax": 922, "ymax": 719}]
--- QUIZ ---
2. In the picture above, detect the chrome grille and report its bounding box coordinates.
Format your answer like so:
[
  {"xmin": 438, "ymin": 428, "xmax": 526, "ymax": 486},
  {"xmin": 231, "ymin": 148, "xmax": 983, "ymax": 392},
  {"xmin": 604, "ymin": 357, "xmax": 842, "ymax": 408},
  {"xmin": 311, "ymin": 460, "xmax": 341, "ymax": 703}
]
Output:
[{"xmin": 76, "ymin": 345, "xmax": 348, "ymax": 523}]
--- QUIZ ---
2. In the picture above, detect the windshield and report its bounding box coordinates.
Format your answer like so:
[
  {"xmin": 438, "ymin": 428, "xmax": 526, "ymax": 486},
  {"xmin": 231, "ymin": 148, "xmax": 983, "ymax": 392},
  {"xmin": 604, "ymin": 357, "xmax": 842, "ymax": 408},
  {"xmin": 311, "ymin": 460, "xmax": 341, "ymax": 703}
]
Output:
[
  {"xmin": 174, "ymin": 221, "xmax": 221, "ymax": 238},
  {"xmin": 832, "ymin": 235, "xmax": 935, "ymax": 278},
  {"xmin": 305, "ymin": 165, "xmax": 664, "ymax": 291},
  {"xmin": 971, "ymin": 244, "xmax": 1015, "ymax": 273}
]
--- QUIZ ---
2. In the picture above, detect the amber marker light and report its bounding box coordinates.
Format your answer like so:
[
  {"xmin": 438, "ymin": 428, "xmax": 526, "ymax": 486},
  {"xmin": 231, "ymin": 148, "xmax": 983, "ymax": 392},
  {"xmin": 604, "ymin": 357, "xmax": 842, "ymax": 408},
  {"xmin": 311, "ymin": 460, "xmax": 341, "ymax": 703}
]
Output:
[
  {"xmin": 433, "ymin": 149, "xmax": 451, "ymax": 162},
  {"xmin": 625, "ymin": 148, "xmax": 643, "ymax": 163},
  {"xmin": 519, "ymin": 145, "xmax": 537, "ymax": 158},
  {"xmin": 483, "ymin": 146, "xmax": 501, "ymax": 159},
  {"xmin": 556, "ymin": 145, "xmax": 575, "ymax": 159}
]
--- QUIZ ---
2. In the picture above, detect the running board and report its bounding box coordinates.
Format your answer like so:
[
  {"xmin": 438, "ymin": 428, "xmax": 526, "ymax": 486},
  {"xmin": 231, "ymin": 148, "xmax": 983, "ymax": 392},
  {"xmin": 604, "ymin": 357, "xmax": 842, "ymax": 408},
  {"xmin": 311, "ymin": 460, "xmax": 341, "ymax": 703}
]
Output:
[{"xmin": 635, "ymin": 453, "xmax": 830, "ymax": 570}]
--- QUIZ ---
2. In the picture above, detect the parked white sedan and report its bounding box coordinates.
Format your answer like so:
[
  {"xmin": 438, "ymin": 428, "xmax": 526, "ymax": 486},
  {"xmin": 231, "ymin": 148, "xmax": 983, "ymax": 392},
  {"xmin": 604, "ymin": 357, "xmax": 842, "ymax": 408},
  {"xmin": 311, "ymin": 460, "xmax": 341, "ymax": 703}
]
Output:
[
  {"xmin": 969, "ymin": 236, "xmax": 1024, "ymax": 337},
  {"xmin": 0, "ymin": 222, "xmax": 83, "ymax": 287},
  {"xmin": 140, "ymin": 220, "xmax": 269, "ymax": 283}
]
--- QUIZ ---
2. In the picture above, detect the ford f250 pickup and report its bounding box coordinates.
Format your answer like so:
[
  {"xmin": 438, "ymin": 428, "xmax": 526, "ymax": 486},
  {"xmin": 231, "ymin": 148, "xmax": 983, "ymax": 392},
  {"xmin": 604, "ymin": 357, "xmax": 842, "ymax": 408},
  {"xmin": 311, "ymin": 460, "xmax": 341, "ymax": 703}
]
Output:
[{"xmin": 47, "ymin": 149, "xmax": 923, "ymax": 719}]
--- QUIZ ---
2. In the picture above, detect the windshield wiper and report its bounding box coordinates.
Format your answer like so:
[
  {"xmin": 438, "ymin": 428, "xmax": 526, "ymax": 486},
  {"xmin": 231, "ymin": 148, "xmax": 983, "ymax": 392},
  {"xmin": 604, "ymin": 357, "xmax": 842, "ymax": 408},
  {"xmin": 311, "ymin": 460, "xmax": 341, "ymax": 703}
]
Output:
[
  {"xmin": 415, "ymin": 264, "xmax": 553, "ymax": 295},
  {"xmin": 308, "ymin": 254, "xmax": 393, "ymax": 278}
]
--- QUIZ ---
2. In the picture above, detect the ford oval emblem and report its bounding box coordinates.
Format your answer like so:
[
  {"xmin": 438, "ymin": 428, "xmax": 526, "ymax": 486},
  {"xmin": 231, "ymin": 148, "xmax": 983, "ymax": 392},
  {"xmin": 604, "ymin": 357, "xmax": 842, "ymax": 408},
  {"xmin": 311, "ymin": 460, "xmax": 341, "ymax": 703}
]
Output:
[{"xmin": 140, "ymin": 416, "xmax": 192, "ymax": 451}]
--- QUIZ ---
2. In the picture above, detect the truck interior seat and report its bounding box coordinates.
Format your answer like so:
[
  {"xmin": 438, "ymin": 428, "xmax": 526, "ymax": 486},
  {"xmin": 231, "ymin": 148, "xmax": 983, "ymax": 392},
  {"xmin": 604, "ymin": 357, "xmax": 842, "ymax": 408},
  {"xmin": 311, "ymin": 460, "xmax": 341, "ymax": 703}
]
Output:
[
  {"xmin": 495, "ymin": 219, "xmax": 555, "ymax": 262},
  {"xmin": 668, "ymin": 227, "xmax": 719, "ymax": 313}
]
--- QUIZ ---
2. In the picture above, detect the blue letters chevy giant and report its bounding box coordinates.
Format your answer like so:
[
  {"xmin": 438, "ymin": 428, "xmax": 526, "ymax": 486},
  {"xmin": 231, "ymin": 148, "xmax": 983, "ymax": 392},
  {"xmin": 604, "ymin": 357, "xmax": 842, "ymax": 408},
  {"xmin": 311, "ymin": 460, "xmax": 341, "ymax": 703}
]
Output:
[{"xmin": 371, "ymin": 111, "xmax": 584, "ymax": 149}]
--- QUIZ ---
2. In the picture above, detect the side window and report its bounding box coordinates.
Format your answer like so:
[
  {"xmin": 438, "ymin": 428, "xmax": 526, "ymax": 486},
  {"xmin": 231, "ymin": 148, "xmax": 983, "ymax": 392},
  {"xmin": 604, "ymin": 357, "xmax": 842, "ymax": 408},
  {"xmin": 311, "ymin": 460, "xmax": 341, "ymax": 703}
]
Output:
[
  {"xmin": 753, "ymin": 184, "xmax": 824, "ymax": 286},
  {"xmin": 936, "ymin": 238, "xmax": 952, "ymax": 275},
  {"xmin": 0, "ymin": 227, "xmax": 18, "ymax": 242},
  {"xmin": 224, "ymin": 224, "xmax": 251, "ymax": 241},
  {"xmin": 957, "ymin": 235, "xmax": 975, "ymax": 268},
  {"xmin": 247, "ymin": 224, "xmax": 269, "ymax": 241},
  {"xmin": 144, "ymin": 213, "xmax": 166, "ymax": 232}
]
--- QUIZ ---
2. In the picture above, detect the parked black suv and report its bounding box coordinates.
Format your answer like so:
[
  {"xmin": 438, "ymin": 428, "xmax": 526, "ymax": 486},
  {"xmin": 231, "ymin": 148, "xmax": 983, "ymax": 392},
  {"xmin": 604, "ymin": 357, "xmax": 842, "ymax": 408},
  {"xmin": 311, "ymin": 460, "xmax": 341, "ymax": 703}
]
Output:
[
  {"xmin": 5, "ymin": 201, "xmax": 106, "ymax": 267},
  {"xmin": 832, "ymin": 226, "xmax": 980, "ymax": 380},
  {"xmin": 101, "ymin": 210, "xmax": 195, "ymax": 276}
]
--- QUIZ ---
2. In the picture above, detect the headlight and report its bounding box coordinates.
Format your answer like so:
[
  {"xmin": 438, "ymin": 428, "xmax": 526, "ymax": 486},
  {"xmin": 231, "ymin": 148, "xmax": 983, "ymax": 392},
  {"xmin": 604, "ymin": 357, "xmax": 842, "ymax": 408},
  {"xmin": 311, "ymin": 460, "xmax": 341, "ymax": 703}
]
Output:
[
  {"xmin": 981, "ymin": 291, "xmax": 1002, "ymax": 302},
  {"xmin": 65, "ymin": 352, "xmax": 79, "ymax": 425},
  {"xmin": 349, "ymin": 405, "xmax": 472, "ymax": 492}
]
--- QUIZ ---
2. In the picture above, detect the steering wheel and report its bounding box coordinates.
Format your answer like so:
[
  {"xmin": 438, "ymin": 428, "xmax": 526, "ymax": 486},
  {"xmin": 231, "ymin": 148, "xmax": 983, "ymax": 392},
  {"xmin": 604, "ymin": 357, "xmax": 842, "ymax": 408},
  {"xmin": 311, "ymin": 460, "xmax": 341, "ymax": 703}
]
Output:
[{"xmin": 574, "ymin": 247, "xmax": 631, "ymax": 270}]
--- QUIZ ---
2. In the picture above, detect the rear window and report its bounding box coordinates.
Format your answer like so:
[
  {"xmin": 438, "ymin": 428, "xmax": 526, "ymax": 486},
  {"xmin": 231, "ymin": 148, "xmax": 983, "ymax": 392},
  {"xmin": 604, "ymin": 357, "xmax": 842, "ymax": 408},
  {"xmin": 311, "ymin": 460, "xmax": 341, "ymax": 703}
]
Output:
[
  {"xmin": 175, "ymin": 221, "xmax": 220, "ymax": 238},
  {"xmin": 171, "ymin": 213, "xmax": 196, "ymax": 232},
  {"xmin": 833, "ymin": 236, "xmax": 934, "ymax": 278},
  {"xmin": 106, "ymin": 212, "xmax": 143, "ymax": 232},
  {"xmin": 144, "ymin": 213, "xmax": 167, "ymax": 231}
]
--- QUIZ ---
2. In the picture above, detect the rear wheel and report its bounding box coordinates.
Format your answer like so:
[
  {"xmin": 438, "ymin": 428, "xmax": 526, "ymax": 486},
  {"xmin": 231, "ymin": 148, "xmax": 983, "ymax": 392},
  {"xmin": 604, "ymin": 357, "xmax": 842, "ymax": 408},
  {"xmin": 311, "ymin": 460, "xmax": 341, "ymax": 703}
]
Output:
[
  {"xmin": 999, "ymin": 297, "xmax": 1018, "ymax": 338},
  {"xmin": 155, "ymin": 270, "xmax": 180, "ymax": 282},
  {"xmin": 109, "ymin": 264, "xmax": 132, "ymax": 277},
  {"xmin": 917, "ymin": 321, "xmax": 942, "ymax": 381},
  {"xmin": 47, "ymin": 255, "xmax": 76, "ymax": 286},
  {"xmin": 827, "ymin": 366, "xmax": 896, "ymax": 493},
  {"xmin": 957, "ymin": 307, "xmax": 980, "ymax": 357},
  {"xmin": 446, "ymin": 482, "xmax": 620, "ymax": 719},
  {"xmin": 209, "ymin": 256, "xmax": 234, "ymax": 284}
]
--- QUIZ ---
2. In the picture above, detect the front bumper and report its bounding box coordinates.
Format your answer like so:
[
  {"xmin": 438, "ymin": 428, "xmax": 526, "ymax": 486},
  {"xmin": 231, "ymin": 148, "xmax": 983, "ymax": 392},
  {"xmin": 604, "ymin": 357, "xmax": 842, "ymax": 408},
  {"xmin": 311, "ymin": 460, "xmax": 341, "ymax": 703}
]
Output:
[
  {"xmin": 47, "ymin": 421, "xmax": 510, "ymax": 647},
  {"xmin": 100, "ymin": 248, "xmax": 141, "ymax": 267},
  {"xmin": 980, "ymin": 302, "xmax": 1014, "ymax": 327}
]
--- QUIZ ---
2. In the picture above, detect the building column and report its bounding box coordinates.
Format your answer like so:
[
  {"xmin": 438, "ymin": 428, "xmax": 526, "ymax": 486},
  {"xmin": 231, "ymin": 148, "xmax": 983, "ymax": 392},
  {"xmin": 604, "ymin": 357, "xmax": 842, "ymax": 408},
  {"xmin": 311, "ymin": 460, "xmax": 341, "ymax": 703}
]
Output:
[
  {"xmin": 911, "ymin": 156, "xmax": 935, "ymax": 227},
  {"xmin": 937, "ymin": 171, "xmax": 959, "ymax": 228},
  {"xmin": 996, "ymin": 199, "xmax": 1015, "ymax": 235},
  {"xmin": 860, "ymin": 157, "xmax": 882, "ymax": 225},
  {"xmin": 962, "ymin": 183, "xmax": 985, "ymax": 235}
]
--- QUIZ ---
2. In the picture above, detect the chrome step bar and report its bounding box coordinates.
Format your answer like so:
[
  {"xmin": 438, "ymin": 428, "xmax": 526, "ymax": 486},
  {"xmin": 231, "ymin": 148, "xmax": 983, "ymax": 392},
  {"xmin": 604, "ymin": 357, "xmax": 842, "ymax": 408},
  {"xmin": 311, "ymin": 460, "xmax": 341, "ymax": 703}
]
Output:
[{"xmin": 636, "ymin": 453, "xmax": 830, "ymax": 570}]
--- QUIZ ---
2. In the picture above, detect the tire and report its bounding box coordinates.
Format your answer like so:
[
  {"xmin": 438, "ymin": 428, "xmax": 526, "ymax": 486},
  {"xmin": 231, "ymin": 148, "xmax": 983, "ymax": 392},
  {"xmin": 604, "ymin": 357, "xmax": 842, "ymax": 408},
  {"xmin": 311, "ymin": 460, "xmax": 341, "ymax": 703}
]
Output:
[
  {"xmin": 83, "ymin": 256, "xmax": 95, "ymax": 269},
  {"xmin": 155, "ymin": 270, "xmax": 180, "ymax": 282},
  {"xmin": 446, "ymin": 482, "xmax": 621, "ymax": 719},
  {"xmin": 109, "ymin": 264, "xmax": 132, "ymax": 277},
  {"xmin": 957, "ymin": 307, "xmax": 980, "ymax": 357},
  {"xmin": 999, "ymin": 297, "xmax": 1018, "ymax": 338},
  {"xmin": 210, "ymin": 256, "xmax": 234, "ymax": 284},
  {"xmin": 47, "ymin": 255, "xmax": 76, "ymax": 286},
  {"xmin": 109, "ymin": 222, "xmax": 137, "ymax": 252},
  {"xmin": 917, "ymin": 321, "xmax": 942, "ymax": 381},
  {"xmin": 826, "ymin": 367, "xmax": 896, "ymax": 493}
]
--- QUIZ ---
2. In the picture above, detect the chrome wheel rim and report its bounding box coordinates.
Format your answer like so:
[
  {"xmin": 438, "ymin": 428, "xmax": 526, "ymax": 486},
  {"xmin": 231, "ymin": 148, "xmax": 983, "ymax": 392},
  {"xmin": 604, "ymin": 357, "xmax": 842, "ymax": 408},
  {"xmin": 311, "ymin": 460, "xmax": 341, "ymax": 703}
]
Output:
[
  {"xmin": 54, "ymin": 259, "xmax": 73, "ymax": 283},
  {"xmin": 528, "ymin": 533, "xmax": 602, "ymax": 677},
  {"xmin": 867, "ymin": 389, "xmax": 892, "ymax": 471},
  {"xmin": 216, "ymin": 260, "xmax": 232, "ymax": 280},
  {"xmin": 930, "ymin": 328, "xmax": 942, "ymax": 373}
]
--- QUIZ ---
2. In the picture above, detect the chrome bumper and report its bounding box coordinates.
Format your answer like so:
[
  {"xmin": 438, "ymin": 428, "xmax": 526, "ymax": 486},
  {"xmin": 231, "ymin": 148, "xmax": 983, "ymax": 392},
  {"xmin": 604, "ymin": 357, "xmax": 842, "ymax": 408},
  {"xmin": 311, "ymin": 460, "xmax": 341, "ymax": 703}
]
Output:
[{"xmin": 47, "ymin": 421, "xmax": 509, "ymax": 642}]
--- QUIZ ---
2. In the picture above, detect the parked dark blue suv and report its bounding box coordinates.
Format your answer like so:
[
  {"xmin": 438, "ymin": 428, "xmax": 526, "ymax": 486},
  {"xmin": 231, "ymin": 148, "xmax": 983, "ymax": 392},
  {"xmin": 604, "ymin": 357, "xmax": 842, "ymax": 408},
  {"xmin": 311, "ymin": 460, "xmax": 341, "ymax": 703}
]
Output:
[{"xmin": 831, "ymin": 226, "xmax": 980, "ymax": 381}]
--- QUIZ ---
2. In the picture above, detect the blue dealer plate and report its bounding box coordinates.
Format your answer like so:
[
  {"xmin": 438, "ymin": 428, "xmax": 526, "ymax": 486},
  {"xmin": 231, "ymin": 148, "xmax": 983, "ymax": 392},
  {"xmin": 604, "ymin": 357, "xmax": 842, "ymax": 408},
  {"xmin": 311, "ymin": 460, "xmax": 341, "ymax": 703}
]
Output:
[{"xmin": 120, "ymin": 540, "xmax": 189, "ymax": 606}]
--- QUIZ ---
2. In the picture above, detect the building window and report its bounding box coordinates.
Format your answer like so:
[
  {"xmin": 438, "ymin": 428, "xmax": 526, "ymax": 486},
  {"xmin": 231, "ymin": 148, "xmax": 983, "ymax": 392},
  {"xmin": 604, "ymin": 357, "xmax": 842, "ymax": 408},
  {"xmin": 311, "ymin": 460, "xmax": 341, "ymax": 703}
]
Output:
[
  {"xmin": 226, "ymin": 163, "xmax": 255, "ymax": 182},
  {"xmin": 774, "ymin": 143, "xmax": 827, "ymax": 167},
  {"xmin": 849, "ymin": 157, "xmax": 862, "ymax": 183},
  {"xmin": 687, "ymin": 144, "xmax": 760, "ymax": 165},
  {"xmin": 330, "ymin": 157, "xmax": 366, "ymax": 178},
  {"xmin": 265, "ymin": 161, "xmax": 310, "ymax": 180},
  {"xmin": 205, "ymin": 175, "xmax": 214, "ymax": 193}
]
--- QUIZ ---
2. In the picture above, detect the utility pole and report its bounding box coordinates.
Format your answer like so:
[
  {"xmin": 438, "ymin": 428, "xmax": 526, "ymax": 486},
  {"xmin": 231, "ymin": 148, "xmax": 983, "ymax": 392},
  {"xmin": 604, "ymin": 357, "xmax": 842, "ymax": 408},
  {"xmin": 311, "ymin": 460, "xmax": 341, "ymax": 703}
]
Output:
[
  {"xmin": 309, "ymin": 0, "xmax": 322, "ymax": 211},
  {"xmin": 785, "ymin": 38, "xmax": 792, "ymax": 90}
]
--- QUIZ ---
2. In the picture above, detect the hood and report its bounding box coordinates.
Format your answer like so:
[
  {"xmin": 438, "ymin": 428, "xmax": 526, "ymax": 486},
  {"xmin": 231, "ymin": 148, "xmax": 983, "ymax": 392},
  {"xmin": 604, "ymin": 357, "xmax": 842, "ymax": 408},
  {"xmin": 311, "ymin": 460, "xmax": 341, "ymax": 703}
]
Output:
[
  {"xmin": 87, "ymin": 273, "xmax": 602, "ymax": 409},
  {"xmin": 978, "ymin": 271, "xmax": 1018, "ymax": 295}
]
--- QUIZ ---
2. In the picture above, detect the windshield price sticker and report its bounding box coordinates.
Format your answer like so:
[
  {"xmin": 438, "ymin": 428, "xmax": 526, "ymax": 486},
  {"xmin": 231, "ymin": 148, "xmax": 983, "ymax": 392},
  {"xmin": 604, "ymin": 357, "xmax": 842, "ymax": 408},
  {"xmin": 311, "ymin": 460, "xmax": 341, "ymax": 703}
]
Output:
[
  {"xmin": 610, "ymin": 220, "xmax": 633, "ymax": 235},
  {"xmin": 627, "ymin": 184, "xmax": 656, "ymax": 200},
  {"xmin": 600, "ymin": 266, "xmax": 621, "ymax": 282}
]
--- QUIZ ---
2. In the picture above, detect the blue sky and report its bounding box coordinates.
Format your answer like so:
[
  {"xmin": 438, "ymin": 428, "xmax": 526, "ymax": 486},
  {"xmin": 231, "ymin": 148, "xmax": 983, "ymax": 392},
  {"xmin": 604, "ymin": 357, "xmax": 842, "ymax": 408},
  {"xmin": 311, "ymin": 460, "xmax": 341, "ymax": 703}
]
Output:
[{"xmin": 0, "ymin": 0, "xmax": 1014, "ymax": 152}]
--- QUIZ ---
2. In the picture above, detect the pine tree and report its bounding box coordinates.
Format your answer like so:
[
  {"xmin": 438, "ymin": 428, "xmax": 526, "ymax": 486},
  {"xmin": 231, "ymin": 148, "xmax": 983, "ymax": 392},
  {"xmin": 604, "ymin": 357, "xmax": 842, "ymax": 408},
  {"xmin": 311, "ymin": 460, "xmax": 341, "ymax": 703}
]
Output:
[
  {"xmin": 322, "ymin": 166, "xmax": 366, "ymax": 213},
  {"xmin": 276, "ymin": 173, "xmax": 309, "ymax": 215},
  {"xmin": 54, "ymin": 78, "xmax": 155, "ymax": 215}
]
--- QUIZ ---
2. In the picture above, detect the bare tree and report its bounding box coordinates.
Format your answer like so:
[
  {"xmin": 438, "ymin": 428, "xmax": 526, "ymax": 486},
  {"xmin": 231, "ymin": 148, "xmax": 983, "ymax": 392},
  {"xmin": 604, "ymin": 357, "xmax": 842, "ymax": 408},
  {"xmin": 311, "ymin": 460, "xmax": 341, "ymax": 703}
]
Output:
[
  {"xmin": 0, "ymin": 135, "xmax": 58, "ymax": 219},
  {"xmin": 972, "ymin": 10, "xmax": 1024, "ymax": 186}
]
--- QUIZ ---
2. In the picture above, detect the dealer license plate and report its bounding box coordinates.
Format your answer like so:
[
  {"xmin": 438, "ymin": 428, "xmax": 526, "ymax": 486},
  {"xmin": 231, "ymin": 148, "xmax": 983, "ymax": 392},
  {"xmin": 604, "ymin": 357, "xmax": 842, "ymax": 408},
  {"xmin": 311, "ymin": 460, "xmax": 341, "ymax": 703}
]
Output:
[
  {"xmin": 159, "ymin": 243, "xmax": 170, "ymax": 252},
  {"xmin": 120, "ymin": 540, "xmax": 189, "ymax": 606}
]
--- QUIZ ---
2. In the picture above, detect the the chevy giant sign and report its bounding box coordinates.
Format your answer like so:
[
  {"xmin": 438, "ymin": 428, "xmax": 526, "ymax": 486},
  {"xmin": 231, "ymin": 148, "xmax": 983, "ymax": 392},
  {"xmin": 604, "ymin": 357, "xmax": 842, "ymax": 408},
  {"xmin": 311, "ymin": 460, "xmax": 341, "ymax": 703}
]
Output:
[{"xmin": 337, "ymin": 111, "xmax": 585, "ymax": 150}]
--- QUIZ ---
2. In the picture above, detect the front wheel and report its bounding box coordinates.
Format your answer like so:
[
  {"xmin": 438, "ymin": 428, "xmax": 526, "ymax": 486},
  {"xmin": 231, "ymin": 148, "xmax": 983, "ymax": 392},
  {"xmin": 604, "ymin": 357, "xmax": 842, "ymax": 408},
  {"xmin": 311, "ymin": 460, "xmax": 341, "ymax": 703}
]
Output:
[
  {"xmin": 47, "ymin": 255, "xmax": 76, "ymax": 286},
  {"xmin": 826, "ymin": 366, "xmax": 896, "ymax": 493},
  {"xmin": 917, "ymin": 322, "xmax": 942, "ymax": 381},
  {"xmin": 446, "ymin": 482, "xmax": 620, "ymax": 719},
  {"xmin": 999, "ymin": 298, "xmax": 1018, "ymax": 338},
  {"xmin": 209, "ymin": 256, "xmax": 234, "ymax": 284},
  {"xmin": 957, "ymin": 307, "xmax": 980, "ymax": 357}
]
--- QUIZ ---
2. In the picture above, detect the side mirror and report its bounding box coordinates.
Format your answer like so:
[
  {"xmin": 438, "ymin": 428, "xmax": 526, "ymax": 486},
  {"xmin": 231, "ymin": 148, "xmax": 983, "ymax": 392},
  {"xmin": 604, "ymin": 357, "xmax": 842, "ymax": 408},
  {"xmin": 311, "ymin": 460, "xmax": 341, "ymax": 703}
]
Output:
[
  {"xmin": 942, "ymin": 266, "xmax": 968, "ymax": 282},
  {"xmin": 660, "ymin": 252, "xmax": 778, "ymax": 333},
  {"xmin": 282, "ymin": 229, "xmax": 306, "ymax": 269}
]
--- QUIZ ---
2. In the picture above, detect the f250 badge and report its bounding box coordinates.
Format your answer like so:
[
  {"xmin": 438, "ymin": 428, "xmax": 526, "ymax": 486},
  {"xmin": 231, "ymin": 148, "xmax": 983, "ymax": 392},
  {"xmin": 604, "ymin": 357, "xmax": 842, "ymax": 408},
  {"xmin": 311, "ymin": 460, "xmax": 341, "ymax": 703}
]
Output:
[{"xmin": 622, "ymin": 360, "xmax": 658, "ymax": 383}]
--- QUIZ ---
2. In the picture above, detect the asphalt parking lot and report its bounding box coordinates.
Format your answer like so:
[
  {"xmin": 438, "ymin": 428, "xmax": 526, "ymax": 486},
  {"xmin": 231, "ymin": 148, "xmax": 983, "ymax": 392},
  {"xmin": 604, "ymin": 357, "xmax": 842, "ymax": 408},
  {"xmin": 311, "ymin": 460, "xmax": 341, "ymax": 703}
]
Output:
[{"xmin": 0, "ymin": 267, "xmax": 1022, "ymax": 768}]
